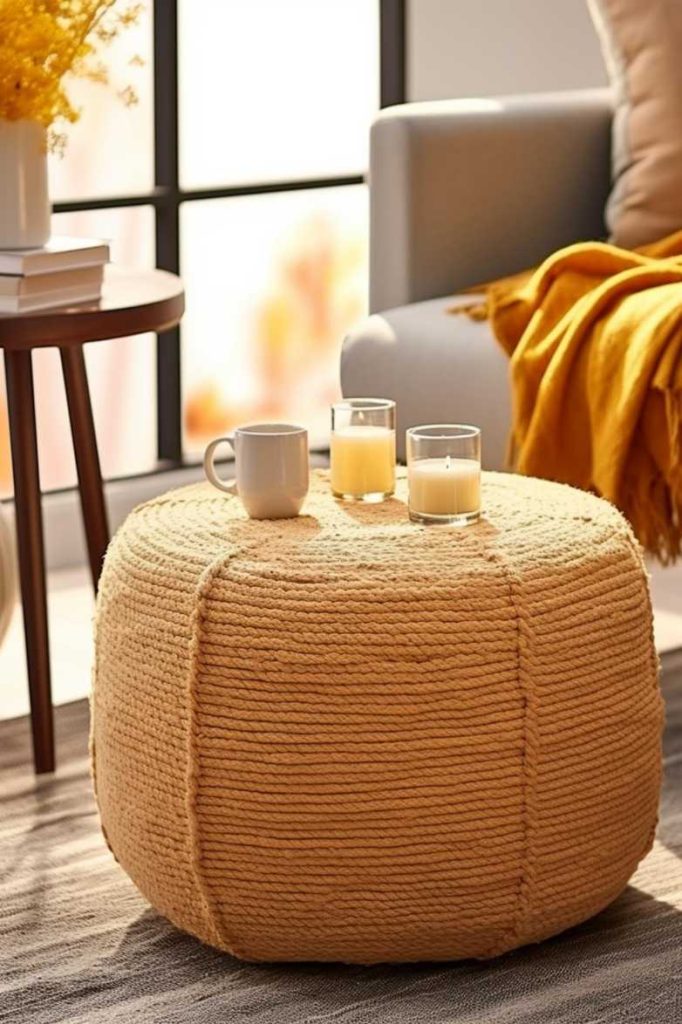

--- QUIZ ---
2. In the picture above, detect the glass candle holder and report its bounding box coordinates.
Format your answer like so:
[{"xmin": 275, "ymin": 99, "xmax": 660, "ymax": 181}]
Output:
[
  {"xmin": 330, "ymin": 398, "xmax": 396, "ymax": 502},
  {"xmin": 407, "ymin": 424, "xmax": 481, "ymax": 525}
]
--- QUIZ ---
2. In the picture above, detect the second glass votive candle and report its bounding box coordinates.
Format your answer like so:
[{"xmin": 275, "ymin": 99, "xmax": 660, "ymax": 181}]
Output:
[
  {"xmin": 330, "ymin": 398, "xmax": 396, "ymax": 502},
  {"xmin": 407, "ymin": 424, "xmax": 481, "ymax": 525}
]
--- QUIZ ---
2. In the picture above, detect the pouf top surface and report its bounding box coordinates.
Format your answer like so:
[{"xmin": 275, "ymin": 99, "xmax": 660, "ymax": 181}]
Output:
[{"xmin": 130, "ymin": 467, "xmax": 621, "ymax": 560}]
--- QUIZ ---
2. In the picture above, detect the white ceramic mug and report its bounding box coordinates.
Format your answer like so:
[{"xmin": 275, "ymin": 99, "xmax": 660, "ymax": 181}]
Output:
[{"xmin": 204, "ymin": 423, "xmax": 309, "ymax": 520}]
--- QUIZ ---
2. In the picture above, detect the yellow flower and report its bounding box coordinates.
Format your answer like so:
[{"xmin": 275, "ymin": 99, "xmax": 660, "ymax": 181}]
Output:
[{"xmin": 0, "ymin": 0, "xmax": 141, "ymax": 150}]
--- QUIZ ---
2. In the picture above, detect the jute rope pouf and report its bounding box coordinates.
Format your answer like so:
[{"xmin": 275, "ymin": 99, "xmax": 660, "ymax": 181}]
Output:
[{"xmin": 92, "ymin": 470, "xmax": 663, "ymax": 964}]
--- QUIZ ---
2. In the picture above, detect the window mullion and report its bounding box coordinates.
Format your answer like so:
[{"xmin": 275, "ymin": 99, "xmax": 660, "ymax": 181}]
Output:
[{"xmin": 153, "ymin": 0, "xmax": 182, "ymax": 464}]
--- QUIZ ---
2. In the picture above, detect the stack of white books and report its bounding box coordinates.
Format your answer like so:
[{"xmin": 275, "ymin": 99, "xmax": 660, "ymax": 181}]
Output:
[{"xmin": 0, "ymin": 237, "xmax": 110, "ymax": 314}]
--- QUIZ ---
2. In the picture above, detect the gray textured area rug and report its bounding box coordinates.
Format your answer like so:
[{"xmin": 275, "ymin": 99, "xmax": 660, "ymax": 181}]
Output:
[{"xmin": 1, "ymin": 654, "xmax": 682, "ymax": 1024}]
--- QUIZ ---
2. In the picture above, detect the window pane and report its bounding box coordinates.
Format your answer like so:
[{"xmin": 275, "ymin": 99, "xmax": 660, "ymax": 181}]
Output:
[
  {"xmin": 0, "ymin": 206, "xmax": 157, "ymax": 498},
  {"xmin": 48, "ymin": 7, "xmax": 154, "ymax": 201},
  {"xmin": 181, "ymin": 186, "xmax": 368, "ymax": 455},
  {"xmin": 179, "ymin": 0, "xmax": 379, "ymax": 188}
]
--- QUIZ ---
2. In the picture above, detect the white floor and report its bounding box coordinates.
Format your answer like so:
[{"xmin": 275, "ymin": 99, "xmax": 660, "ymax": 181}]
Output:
[{"xmin": 1, "ymin": 560, "xmax": 682, "ymax": 722}]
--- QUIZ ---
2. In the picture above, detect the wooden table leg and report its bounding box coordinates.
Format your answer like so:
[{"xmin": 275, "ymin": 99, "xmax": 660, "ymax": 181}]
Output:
[
  {"xmin": 4, "ymin": 349, "xmax": 55, "ymax": 774},
  {"xmin": 60, "ymin": 346, "xmax": 110, "ymax": 591}
]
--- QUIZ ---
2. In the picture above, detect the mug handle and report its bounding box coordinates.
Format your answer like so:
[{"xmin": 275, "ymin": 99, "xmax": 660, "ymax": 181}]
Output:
[{"xmin": 203, "ymin": 436, "xmax": 237, "ymax": 494}]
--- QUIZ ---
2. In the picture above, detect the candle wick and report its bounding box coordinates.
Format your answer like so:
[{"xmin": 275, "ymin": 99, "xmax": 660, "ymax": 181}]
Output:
[{"xmin": 446, "ymin": 455, "xmax": 451, "ymax": 470}]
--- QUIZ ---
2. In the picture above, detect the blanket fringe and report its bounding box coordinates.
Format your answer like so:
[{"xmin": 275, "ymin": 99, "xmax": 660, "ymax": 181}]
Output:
[
  {"xmin": 616, "ymin": 390, "xmax": 681, "ymax": 563},
  {"xmin": 622, "ymin": 475, "xmax": 681, "ymax": 565}
]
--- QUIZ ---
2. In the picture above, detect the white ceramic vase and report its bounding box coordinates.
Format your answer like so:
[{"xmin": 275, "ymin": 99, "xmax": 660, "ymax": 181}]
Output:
[{"xmin": 0, "ymin": 120, "xmax": 51, "ymax": 249}]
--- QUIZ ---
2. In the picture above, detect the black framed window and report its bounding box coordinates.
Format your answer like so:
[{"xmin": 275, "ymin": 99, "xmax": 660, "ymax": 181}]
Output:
[{"xmin": 0, "ymin": 0, "xmax": 405, "ymax": 496}]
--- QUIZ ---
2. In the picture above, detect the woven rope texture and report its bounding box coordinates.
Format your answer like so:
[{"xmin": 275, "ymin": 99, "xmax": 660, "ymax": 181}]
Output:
[{"xmin": 92, "ymin": 470, "xmax": 663, "ymax": 963}]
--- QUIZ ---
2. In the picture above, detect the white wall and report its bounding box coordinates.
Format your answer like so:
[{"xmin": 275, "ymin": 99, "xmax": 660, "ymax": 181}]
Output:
[{"xmin": 407, "ymin": 0, "xmax": 608, "ymax": 101}]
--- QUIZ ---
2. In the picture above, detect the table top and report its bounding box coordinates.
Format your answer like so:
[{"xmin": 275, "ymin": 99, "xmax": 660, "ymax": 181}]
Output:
[{"xmin": 0, "ymin": 265, "xmax": 184, "ymax": 350}]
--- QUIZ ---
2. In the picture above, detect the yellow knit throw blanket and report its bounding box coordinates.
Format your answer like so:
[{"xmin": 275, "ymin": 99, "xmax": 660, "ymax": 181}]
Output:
[{"xmin": 459, "ymin": 231, "xmax": 682, "ymax": 562}]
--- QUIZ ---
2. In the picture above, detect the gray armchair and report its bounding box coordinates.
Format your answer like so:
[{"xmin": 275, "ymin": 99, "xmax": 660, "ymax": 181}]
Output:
[{"xmin": 341, "ymin": 88, "xmax": 613, "ymax": 466}]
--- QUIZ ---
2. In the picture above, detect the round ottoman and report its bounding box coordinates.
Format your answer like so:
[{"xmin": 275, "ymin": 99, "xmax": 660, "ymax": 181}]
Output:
[{"xmin": 92, "ymin": 470, "xmax": 663, "ymax": 963}]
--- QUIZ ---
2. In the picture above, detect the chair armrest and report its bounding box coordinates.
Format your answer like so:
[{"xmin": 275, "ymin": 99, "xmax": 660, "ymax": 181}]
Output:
[{"xmin": 369, "ymin": 88, "xmax": 613, "ymax": 312}]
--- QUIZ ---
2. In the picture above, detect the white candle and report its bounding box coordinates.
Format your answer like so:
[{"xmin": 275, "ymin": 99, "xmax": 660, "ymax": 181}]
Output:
[
  {"xmin": 408, "ymin": 457, "xmax": 480, "ymax": 516},
  {"xmin": 330, "ymin": 425, "xmax": 396, "ymax": 497}
]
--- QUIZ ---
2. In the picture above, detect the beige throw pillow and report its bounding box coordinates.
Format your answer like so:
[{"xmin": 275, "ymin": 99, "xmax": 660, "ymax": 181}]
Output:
[{"xmin": 588, "ymin": 0, "xmax": 682, "ymax": 248}]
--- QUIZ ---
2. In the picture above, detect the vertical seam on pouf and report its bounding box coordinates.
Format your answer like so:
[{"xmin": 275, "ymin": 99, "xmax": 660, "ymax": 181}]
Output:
[
  {"xmin": 488, "ymin": 547, "xmax": 540, "ymax": 956},
  {"xmin": 624, "ymin": 531, "xmax": 665, "ymax": 849},
  {"xmin": 186, "ymin": 548, "xmax": 244, "ymax": 957}
]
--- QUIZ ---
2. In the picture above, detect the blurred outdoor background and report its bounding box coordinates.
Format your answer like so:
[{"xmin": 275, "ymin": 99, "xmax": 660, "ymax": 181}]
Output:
[{"xmin": 0, "ymin": 0, "xmax": 378, "ymax": 494}]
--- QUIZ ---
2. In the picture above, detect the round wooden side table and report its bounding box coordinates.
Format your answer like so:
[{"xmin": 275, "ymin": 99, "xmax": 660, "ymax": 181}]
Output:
[{"xmin": 0, "ymin": 265, "xmax": 185, "ymax": 774}]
